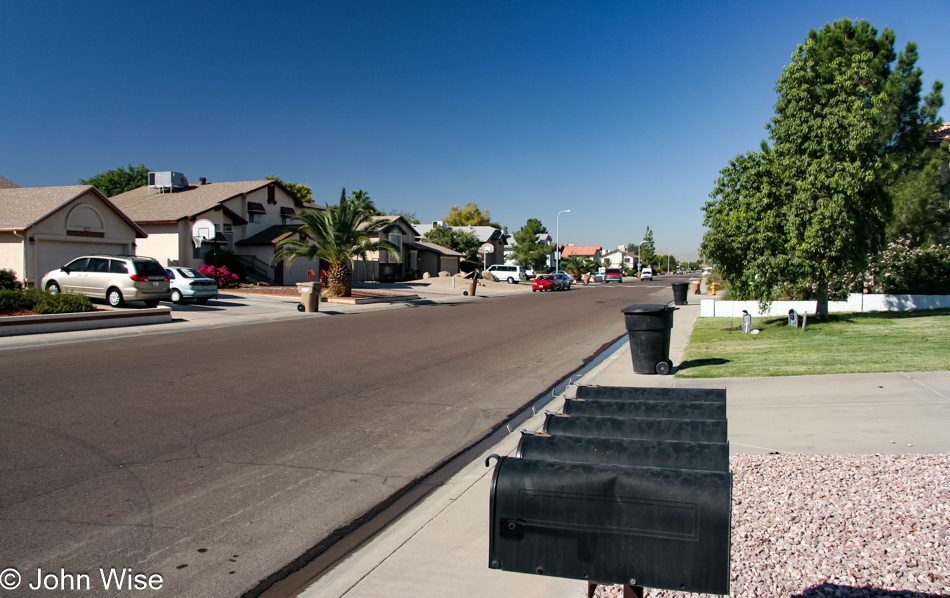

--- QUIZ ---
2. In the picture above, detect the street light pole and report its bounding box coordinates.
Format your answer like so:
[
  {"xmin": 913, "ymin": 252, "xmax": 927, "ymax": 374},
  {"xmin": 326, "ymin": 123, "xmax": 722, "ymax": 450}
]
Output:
[{"xmin": 556, "ymin": 209, "xmax": 571, "ymax": 272}]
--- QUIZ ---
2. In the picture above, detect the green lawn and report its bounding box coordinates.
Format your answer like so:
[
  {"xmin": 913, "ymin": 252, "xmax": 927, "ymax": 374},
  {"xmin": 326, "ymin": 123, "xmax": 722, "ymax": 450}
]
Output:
[{"xmin": 677, "ymin": 309, "xmax": 950, "ymax": 378}]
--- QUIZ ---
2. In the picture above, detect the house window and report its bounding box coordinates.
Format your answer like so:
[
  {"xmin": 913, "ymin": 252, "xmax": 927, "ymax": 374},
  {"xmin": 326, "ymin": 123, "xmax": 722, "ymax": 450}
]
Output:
[
  {"xmin": 223, "ymin": 224, "xmax": 233, "ymax": 234},
  {"xmin": 267, "ymin": 185, "xmax": 276, "ymax": 204},
  {"xmin": 388, "ymin": 232, "xmax": 402, "ymax": 262},
  {"xmin": 280, "ymin": 207, "xmax": 296, "ymax": 225},
  {"xmin": 247, "ymin": 202, "xmax": 266, "ymax": 224}
]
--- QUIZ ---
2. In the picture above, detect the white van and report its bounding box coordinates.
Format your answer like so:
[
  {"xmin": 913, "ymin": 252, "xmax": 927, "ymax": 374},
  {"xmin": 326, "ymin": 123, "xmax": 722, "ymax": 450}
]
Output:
[
  {"xmin": 640, "ymin": 266, "xmax": 654, "ymax": 281},
  {"xmin": 486, "ymin": 264, "xmax": 527, "ymax": 283}
]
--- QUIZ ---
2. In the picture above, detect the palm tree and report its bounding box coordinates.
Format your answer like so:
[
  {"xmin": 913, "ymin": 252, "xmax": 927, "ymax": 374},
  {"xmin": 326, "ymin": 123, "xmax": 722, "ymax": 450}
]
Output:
[
  {"xmin": 559, "ymin": 256, "xmax": 587, "ymax": 279},
  {"xmin": 273, "ymin": 197, "xmax": 399, "ymax": 297}
]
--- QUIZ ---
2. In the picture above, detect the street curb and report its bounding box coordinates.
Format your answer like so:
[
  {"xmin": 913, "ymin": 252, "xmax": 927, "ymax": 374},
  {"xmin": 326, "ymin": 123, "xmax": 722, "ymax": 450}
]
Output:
[{"xmin": 0, "ymin": 307, "xmax": 173, "ymax": 337}]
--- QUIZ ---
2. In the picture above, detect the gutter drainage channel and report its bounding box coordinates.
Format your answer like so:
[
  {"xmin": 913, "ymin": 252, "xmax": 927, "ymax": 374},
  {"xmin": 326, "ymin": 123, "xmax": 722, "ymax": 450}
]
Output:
[{"xmin": 248, "ymin": 334, "xmax": 629, "ymax": 598}]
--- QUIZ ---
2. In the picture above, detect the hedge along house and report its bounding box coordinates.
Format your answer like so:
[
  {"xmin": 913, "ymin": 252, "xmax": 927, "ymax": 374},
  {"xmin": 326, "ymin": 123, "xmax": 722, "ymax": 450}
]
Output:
[
  {"xmin": 0, "ymin": 184, "xmax": 147, "ymax": 287},
  {"xmin": 109, "ymin": 174, "xmax": 322, "ymax": 285}
]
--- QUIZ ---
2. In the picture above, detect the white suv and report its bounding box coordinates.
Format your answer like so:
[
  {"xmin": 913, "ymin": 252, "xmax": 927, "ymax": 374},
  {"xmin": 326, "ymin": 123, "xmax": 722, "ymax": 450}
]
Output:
[{"xmin": 486, "ymin": 265, "xmax": 527, "ymax": 283}]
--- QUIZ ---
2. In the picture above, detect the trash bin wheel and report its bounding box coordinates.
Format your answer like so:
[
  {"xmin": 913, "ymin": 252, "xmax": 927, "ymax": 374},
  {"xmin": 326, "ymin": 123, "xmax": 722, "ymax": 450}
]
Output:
[
  {"xmin": 297, "ymin": 304, "xmax": 305, "ymax": 312},
  {"xmin": 655, "ymin": 360, "xmax": 672, "ymax": 375},
  {"xmin": 463, "ymin": 291, "xmax": 469, "ymax": 296}
]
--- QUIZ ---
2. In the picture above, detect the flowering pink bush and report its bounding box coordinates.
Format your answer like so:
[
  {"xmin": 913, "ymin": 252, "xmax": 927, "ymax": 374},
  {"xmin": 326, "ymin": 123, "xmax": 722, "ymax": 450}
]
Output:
[
  {"xmin": 198, "ymin": 265, "xmax": 241, "ymax": 288},
  {"xmin": 831, "ymin": 237, "xmax": 950, "ymax": 295}
]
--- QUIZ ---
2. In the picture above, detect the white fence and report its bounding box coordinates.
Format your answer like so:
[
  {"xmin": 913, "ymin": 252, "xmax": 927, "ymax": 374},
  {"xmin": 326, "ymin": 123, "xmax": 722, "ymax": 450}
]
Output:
[{"xmin": 701, "ymin": 294, "xmax": 950, "ymax": 318}]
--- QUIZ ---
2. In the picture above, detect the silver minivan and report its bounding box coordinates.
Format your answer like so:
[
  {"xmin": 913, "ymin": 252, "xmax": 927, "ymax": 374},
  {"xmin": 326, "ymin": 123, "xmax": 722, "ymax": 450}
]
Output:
[
  {"xmin": 42, "ymin": 255, "xmax": 171, "ymax": 307},
  {"xmin": 486, "ymin": 264, "xmax": 527, "ymax": 283}
]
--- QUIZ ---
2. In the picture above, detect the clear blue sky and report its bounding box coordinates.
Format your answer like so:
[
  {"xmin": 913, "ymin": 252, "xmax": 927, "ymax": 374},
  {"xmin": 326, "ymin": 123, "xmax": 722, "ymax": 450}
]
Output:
[{"xmin": 3, "ymin": 0, "xmax": 948, "ymax": 260}]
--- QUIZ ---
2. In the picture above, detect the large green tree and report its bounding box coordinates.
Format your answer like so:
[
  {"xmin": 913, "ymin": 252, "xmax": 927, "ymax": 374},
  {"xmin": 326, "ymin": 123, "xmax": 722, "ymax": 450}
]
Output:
[
  {"xmin": 266, "ymin": 175, "xmax": 313, "ymax": 203},
  {"xmin": 887, "ymin": 149, "xmax": 950, "ymax": 245},
  {"xmin": 702, "ymin": 20, "xmax": 944, "ymax": 316},
  {"xmin": 510, "ymin": 218, "xmax": 554, "ymax": 272},
  {"xmin": 80, "ymin": 163, "xmax": 150, "ymax": 197},
  {"xmin": 444, "ymin": 202, "xmax": 501, "ymax": 229},
  {"xmin": 272, "ymin": 196, "xmax": 397, "ymax": 297},
  {"xmin": 422, "ymin": 227, "xmax": 481, "ymax": 263}
]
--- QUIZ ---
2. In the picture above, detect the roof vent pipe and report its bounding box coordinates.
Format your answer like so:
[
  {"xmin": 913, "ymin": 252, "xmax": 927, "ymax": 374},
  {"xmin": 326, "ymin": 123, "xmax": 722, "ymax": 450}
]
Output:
[{"xmin": 199, "ymin": 177, "xmax": 207, "ymax": 185}]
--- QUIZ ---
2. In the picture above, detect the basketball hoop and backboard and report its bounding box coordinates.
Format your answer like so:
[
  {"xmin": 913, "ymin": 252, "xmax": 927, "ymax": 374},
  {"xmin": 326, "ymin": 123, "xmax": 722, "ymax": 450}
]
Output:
[{"xmin": 192, "ymin": 219, "xmax": 215, "ymax": 249}]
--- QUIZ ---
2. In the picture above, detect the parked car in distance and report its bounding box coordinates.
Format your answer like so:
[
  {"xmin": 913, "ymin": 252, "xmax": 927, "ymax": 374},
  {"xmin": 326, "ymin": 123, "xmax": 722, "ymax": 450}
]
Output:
[
  {"xmin": 604, "ymin": 268, "xmax": 624, "ymax": 283},
  {"xmin": 532, "ymin": 274, "xmax": 562, "ymax": 292},
  {"xmin": 640, "ymin": 266, "xmax": 654, "ymax": 281},
  {"xmin": 42, "ymin": 255, "xmax": 171, "ymax": 308},
  {"xmin": 486, "ymin": 264, "xmax": 527, "ymax": 283},
  {"xmin": 165, "ymin": 267, "xmax": 218, "ymax": 304},
  {"xmin": 553, "ymin": 272, "xmax": 573, "ymax": 290}
]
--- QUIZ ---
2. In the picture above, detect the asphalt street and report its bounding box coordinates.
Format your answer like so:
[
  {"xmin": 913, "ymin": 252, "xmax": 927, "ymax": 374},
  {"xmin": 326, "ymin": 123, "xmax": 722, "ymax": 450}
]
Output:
[{"xmin": 0, "ymin": 279, "xmax": 682, "ymax": 598}]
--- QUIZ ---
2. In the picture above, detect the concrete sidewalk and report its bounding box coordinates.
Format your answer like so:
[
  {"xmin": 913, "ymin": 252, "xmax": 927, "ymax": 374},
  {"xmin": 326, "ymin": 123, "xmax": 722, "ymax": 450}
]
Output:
[{"xmin": 298, "ymin": 302, "xmax": 950, "ymax": 598}]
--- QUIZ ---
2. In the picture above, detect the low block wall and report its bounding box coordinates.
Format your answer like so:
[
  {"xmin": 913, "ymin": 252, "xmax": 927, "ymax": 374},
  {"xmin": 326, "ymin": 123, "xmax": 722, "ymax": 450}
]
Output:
[
  {"xmin": 0, "ymin": 308, "xmax": 173, "ymax": 336},
  {"xmin": 701, "ymin": 294, "xmax": 950, "ymax": 318}
]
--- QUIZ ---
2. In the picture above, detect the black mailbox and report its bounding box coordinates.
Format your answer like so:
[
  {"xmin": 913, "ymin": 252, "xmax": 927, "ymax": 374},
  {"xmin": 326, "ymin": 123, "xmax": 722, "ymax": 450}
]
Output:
[
  {"xmin": 516, "ymin": 432, "xmax": 729, "ymax": 472},
  {"xmin": 562, "ymin": 398, "xmax": 726, "ymax": 420},
  {"xmin": 542, "ymin": 412, "xmax": 728, "ymax": 443},
  {"xmin": 575, "ymin": 385, "xmax": 726, "ymax": 403},
  {"xmin": 488, "ymin": 456, "xmax": 732, "ymax": 594}
]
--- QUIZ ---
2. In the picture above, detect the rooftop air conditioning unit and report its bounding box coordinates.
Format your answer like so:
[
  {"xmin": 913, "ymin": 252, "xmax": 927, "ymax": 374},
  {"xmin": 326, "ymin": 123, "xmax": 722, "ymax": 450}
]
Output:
[{"xmin": 148, "ymin": 171, "xmax": 189, "ymax": 192}]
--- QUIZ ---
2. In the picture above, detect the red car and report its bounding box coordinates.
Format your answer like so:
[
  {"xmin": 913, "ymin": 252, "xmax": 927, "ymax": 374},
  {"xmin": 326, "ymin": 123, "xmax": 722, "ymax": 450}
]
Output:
[{"xmin": 532, "ymin": 274, "xmax": 564, "ymax": 292}]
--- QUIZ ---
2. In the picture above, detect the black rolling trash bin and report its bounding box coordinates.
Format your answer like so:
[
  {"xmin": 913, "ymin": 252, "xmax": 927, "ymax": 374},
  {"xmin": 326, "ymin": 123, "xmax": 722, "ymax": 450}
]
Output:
[
  {"xmin": 671, "ymin": 281, "xmax": 689, "ymax": 305},
  {"xmin": 622, "ymin": 303, "xmax": 675, "ymax": 375}
]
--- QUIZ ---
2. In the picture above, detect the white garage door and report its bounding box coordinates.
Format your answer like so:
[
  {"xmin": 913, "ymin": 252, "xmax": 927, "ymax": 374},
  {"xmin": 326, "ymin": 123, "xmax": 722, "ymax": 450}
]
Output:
[{"xmin": 36, "ymin": 241, "xmax": 128, "ymax": 282}]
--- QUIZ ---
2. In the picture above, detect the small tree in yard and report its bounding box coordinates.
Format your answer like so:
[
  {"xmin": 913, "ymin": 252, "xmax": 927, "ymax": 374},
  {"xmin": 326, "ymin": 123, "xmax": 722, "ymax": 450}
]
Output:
[
  {"xmin": 510, "ymin": 219, "xmax": 554, "ymax": 272},
  {"xmin": 422, "ymin": 227, "xmax": 482, "ymax": 264},
  {"xmin": 273, "ymin": 195, "xmax": 398, "ymax": 297}
]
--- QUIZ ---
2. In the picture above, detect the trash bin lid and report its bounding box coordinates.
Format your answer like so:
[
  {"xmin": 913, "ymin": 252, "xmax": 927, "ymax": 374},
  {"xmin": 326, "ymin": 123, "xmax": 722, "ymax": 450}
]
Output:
[{"xmin": 621, "ymin": 303, "xmax": 672, "ymax": 314}]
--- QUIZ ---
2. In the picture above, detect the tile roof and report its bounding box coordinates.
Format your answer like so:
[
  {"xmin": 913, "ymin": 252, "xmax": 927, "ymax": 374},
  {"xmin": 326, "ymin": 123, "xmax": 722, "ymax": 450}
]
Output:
[
  {"xmin": 404, "ymin": 240, "xmax": 464, "ymax": 256},
  {"xmin": 930, "ymin": 122, "xmax": 950, "ymax": 146},
  {"xmin": 413, "ymin": 224, "xmax": 505, "ymax": 243},
  {"xmin": 110, "ymin": 180, "xmax": 280, "ymax": 222},
  {"xmin": 0, "ymin": 175, "xmax": 20, "ymax": 189},
  {"xmin": 236, "ymin": 224, "xmax": 301, "ymax": 245},
  {"xmin": 0, "ymin": 185, "xmax": 146, "ymax": 236},
  {"xmin": 560, "ymin": 245, "xmax": 602, "ymax": 257}
]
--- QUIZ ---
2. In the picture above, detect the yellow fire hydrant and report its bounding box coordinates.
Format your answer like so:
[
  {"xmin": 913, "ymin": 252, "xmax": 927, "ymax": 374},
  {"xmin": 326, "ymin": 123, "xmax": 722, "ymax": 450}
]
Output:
[{"xmin": 710, "ymin": 282, "xmax": 717, "ymax": 295}]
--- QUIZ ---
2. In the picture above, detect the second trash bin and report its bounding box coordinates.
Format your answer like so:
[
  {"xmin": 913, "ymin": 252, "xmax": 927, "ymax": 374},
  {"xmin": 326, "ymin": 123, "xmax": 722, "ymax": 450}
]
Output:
[
  {"xmin": 672, "ymin": 281, "xmax": 690, "ymax": 305},
  {"xmin": 622, "ymin": 303, "xmax": 675, "ymax": 375},
  {"xmin": 296, "ymin": 281, "xmax": 321, "ymax": 312}
]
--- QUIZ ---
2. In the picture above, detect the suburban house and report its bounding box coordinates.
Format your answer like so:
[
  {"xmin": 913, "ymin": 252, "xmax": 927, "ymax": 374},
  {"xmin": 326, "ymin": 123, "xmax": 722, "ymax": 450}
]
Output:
[
  {"xmin": 560, "ymin": 245, "xmax": 603, "ymax": 262},
  {"xmin": 0, "ymin": 184, "xmax": 149, "ymax": 287},
  {"xmin": 352, "ymin": 216, "xmax": 464, "ymax": 281},
  {"xmin": 503, "ymin": 233, "xmax": 556, "ymax": 271},
  {"xmin": 408, "ymin": 241, "xmax": 464, "ymax": 277},
  {"xmin": 109, "ymin": 174, "xmax": 321, "ymax": 285},
  {"xmin": 601, "ymin": 246, "xmax": 638, "ymax": 270},
  {"xmin": 414, "ymin": 222, "xmax": 507, "ymax": 268}
]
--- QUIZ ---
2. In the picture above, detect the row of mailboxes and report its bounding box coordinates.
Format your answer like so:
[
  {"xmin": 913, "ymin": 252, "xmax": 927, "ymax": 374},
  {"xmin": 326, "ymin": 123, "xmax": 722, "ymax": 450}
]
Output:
[{"xmin": 488, "ymin": 385, "xmax": 732, "ymax": 595}]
